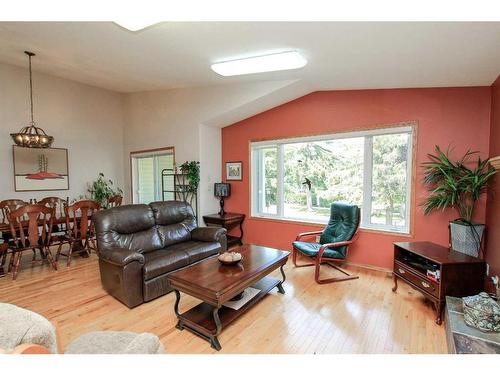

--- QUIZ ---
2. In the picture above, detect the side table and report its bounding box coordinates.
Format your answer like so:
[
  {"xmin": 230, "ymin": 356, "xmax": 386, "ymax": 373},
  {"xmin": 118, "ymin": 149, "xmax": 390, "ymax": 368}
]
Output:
[{"xmin": 202, "ymin": 213, "xmax": 245, "ymax": 248}]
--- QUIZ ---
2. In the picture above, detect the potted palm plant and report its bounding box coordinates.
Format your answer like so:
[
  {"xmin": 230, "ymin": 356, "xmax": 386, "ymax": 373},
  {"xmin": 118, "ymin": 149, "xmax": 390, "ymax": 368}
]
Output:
[{"xmin": 422, "ymin": 146, "xmax": 496, "ymax": 257}]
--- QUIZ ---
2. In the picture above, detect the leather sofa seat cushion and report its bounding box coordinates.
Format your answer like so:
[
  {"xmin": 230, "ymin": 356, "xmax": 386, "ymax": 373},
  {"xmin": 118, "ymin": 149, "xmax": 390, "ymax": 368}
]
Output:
[
  {"xmin": 167, "ymin": 240, "xmax": 221, "ymax": 263},
  {"xmin": 292, "ymin": 241, "xmax": 346, "ymax": 259},
  {"xmin": 142, "ymin": 241, "xmax": 221, "ymax": 280},
  {"xmin": 143, "ymin": 249, "xmax": 190, "ymax": 280}
]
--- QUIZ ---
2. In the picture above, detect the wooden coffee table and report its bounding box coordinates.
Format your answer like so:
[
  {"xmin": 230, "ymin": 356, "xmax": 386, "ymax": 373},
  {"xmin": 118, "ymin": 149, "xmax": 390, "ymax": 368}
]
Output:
[{"xmin": 167, "ymin": 244, "xmax": 289, "ymax": 350}]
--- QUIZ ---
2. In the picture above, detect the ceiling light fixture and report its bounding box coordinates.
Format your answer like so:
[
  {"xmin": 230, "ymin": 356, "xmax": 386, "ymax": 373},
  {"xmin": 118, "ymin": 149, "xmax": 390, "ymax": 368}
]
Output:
[
  {"xmin": 113, "ymin": 20, "xmax": 158, "ymax": 32},
  {"xmin": 211, "ymin": 51, "xmax": 307, "ymax": 77},
  {"xmin": 11, "ymin": 51, "xmax": 54, "ymax": 148}
]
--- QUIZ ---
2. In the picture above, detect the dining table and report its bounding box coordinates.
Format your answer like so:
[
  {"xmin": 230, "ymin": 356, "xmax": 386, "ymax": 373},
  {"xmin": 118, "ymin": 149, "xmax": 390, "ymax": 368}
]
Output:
[{"xmin": 0, "ymin": 212, "xmax": 94, "ymax": 277}]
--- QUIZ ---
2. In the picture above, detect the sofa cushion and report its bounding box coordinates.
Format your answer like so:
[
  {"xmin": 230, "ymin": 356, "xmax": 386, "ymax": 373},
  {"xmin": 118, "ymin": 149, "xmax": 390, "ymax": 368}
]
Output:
[
  {"xmin": 142, "ymin": 240, "xmax": 222, "ymax": 280},
  {"xmin": 143, "ymin": 249, "xmax": 190, "ymax": 280},
  {"xmin": 94, "ymin": 204, "xmax": 162, "ymax": 254},
  {"xmin": 292, "ymin": 241, "xmax": 346, "ymax": 259},
  {"xmin": 174, "ymin": 240, "xmax": 221, "ymax": 263},
  {"xmin": 156, "ymin": 223, "xmax": 192, "ymax": 248},
  {"xmin": 149, "ymin": 201, "xmax": 197, "ymax": 226},
  {"xmin": 150, "ymin": 201, "xmax": 197, "ymax": 248}
]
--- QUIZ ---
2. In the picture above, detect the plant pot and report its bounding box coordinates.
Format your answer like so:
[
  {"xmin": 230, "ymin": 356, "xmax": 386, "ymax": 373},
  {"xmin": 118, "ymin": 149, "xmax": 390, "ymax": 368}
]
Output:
[{"xmin": 449, "ymin": 221, "xmax": 485, "ymax": 258}]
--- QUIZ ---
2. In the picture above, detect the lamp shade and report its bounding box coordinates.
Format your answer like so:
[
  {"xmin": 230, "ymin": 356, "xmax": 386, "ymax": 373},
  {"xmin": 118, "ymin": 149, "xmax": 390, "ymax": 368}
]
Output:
[{"xmin": 214, "ymin": 183, "xmax": 231, "ymax": 197}]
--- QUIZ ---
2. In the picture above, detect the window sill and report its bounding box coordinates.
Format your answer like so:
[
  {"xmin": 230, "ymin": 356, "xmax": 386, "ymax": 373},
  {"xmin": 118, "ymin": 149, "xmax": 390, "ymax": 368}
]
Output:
[{"xmin": 249, "ymin": 215, "xmax": 413, "ymax": 238}]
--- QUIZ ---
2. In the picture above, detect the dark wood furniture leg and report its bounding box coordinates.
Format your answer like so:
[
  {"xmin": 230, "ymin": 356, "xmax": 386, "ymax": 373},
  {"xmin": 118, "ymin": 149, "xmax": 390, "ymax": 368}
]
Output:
[
  {"xmin": 435, "ymin": 301, "xmax": 443, "ymax": 325},
  {"xmin": 392, "ymin": 274, "xmax": 398, "ymax": 292},
  {"xmin": 237, "ymin": 221, "xmax": 244, "ymax": 246},
  {"xmin": 174, "ymin": 289, "xmax": 183, "ymax": 330},
  {"xmin": 210, "ymin": 308, "xmax": 222, "ymax": 351},
  {"xmin": 277, "ymin": 265, "xmax": 286, "ymax": 294}
]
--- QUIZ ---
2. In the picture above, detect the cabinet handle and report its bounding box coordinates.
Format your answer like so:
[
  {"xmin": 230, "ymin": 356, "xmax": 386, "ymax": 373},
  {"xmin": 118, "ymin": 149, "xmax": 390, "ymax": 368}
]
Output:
[
  {"xmin": 421, "ymin": 281, "xmax": 430, "ymax": 288},
  {"xmin": 398, "ymin": 268, "xmax": 405, "ymax": 274}
]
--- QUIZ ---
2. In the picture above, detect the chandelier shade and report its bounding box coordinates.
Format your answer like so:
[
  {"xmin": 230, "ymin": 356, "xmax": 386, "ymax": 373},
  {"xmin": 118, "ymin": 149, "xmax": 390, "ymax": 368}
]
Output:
[{"xmin": 10, "ymin": 51, "xmax": 54, "ymax": 148}]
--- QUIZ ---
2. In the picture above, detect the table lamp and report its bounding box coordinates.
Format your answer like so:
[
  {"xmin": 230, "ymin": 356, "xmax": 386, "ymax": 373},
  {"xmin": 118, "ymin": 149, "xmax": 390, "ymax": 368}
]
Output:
[{"xmin": 214, "ymin": 183, "xmax": 231, "ymax": 216}]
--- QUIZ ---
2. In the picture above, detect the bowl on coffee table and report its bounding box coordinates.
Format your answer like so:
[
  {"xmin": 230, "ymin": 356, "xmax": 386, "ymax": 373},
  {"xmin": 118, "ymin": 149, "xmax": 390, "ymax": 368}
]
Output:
[{"xmin": 218, "ymin": 251, "xmax": 243, "ymax": 265}]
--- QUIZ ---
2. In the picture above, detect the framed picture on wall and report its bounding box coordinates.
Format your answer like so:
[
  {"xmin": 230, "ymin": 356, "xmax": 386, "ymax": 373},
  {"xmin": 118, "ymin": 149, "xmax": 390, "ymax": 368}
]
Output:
[
  {"xmin": 13, "ymin": 145, "xmax": 69, "ymax": 191},
  {"xmin": 225, "ymin": 161, "xmax": 243, "ymax": 181}
]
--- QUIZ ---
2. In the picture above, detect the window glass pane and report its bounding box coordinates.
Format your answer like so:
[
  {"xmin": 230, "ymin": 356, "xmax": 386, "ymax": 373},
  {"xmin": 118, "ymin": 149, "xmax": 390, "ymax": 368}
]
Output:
[
  {"xmin": 137, "ymin": 157, "xmax": 155, "ymax": 204},
  {"xmin": 370, "ymin": 133, "xmax": 409, "ymax": 228},
  {"xmin": 283, "ymin": 137, "xmax": 364, "ymax": 222},
  {"xmin": 255, "ymin": 147, "xmax": 278, "ymax": 215}
]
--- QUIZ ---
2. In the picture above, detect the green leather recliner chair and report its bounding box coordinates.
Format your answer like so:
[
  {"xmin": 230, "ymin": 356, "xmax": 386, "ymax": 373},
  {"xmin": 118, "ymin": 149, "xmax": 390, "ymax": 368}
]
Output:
[{"xmin": 292, "ymin": 202, "xmax": 360, "ymax": 284}]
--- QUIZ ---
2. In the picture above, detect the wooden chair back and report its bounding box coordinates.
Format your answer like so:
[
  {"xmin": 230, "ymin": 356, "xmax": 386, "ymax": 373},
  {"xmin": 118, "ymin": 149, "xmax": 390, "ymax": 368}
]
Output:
[
  {"xmin": 107, "ymin": 195, "xmax": 123, "ymax": 208},
  {"xmin": 0, "ymin": 199, "xmax": 27, "ymax": 224},
  {"xmin": 38, "ymin": 197, "xmax": 67, "ymax": 219},
  {"xmin": 65, "ymin": 200, "xmax": 100, "ymax": 241},
  {"xmin": 8, "ymin": 204, "xmax": 54, "ymax": 250}
]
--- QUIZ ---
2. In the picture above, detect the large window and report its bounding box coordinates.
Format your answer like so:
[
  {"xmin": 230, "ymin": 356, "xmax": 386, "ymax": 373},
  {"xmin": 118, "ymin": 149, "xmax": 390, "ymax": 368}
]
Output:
[{"xmin": 251, "ymin": 125, "xmax": 414, "ymax": 233}]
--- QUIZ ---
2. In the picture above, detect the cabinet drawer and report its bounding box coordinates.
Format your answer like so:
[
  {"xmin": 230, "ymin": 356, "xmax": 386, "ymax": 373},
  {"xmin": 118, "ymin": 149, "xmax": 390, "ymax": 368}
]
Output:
[{"xmin": 394, "ymin": 261, "xmax": 439, "ymax": 298}]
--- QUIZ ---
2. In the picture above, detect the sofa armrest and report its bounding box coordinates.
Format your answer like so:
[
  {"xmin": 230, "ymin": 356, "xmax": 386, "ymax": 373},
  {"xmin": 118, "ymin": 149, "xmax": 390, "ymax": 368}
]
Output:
[
  {"xmin": 191, "ymin": 227, "xmax": 227, "ymax": 242},
  {"xmin": 99, "ymin": 247, "xmax": 145, "ymax": 267}
]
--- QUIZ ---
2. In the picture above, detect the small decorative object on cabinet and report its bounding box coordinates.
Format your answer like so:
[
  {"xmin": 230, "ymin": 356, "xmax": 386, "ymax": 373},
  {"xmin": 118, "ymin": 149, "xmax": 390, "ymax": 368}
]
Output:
[
  {"xmin": 422, "ymin": 146, "xmax": 496, "ymax": 257},
  {"xmin": 214, "ymin": 183, "xmax": 231, "ymax": 216},
  {"xmin": 392, "ymin": 241, "xmax": 486, "ymax": 324},
  {"xmin": 203, "ymin": 212, "xmax": 245, "ymax": 248},
  {"xmin": 225, "ymin": 161, "xmax": 242, "ymax": 181}
]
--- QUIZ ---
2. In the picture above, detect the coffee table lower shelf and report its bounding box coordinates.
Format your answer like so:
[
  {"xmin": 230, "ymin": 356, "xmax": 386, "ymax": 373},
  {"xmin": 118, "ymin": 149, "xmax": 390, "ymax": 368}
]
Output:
[{"xmin": 174, "ymin": 275, "xmax": 284, "ymax": 350}]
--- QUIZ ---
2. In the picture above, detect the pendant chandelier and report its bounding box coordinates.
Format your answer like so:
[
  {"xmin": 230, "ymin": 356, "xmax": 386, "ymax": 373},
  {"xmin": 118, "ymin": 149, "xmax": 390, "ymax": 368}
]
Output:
[{"xmin": 11, "ymin": 51, "xmax": 54, "ymax": 148}]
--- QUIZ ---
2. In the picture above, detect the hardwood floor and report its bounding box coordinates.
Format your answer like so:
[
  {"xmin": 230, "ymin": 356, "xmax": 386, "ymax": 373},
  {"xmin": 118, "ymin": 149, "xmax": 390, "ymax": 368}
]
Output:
[{"xmin": 0, "ymin": 252, "xmax": 447, "ymax": 354}]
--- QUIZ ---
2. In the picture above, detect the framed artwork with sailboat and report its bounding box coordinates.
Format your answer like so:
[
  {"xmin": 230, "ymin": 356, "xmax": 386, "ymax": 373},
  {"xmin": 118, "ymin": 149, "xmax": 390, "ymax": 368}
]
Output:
[{"xmin": 13, "ymin": 145, "xmax": 69, "ymax": 191}]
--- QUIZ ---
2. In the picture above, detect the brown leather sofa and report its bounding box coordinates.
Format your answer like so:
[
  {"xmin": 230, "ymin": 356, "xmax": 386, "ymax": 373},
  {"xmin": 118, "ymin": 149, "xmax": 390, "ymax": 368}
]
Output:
[{"xmin": 93, "ymin": 201, "xmax": 227, "ymax": 308}]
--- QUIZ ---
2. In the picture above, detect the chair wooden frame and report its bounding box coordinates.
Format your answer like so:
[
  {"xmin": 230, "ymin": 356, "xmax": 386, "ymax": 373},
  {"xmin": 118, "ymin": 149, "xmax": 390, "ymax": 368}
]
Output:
[
  {"xmin": 8, "ymin": 204, "xmax": 58, "ymax": 280},
  {"xmin": 292, "ymin": 211, "xmax": 361, "ymax": 284},
  {"xmin": 56, "ymin": 200, "xmax": 100, "ymax": 267},
  {"xmin": 107, "ymin": 195, "xmax": 123, "ymax": 208},
  {"xmin": 0, "ymin": 199, "xmax": 28, "ymax": 270}
]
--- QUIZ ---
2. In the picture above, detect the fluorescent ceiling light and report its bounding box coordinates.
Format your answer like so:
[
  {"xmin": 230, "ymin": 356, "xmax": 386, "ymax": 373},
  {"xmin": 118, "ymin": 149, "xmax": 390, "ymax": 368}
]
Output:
[
  {"xmin": 211, "ymin": 51, "xmax": 307, "ymax": 77},
  {"xmin": 113, "ymin": 21, "xmax": 158, "ymax": 32}
]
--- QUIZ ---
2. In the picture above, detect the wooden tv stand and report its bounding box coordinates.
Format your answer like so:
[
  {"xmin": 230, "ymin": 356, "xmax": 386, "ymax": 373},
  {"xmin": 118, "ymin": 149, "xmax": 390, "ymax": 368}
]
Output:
[{"xmin": 392, "ymin": 241, "xmax": 486, "ymax": 325}]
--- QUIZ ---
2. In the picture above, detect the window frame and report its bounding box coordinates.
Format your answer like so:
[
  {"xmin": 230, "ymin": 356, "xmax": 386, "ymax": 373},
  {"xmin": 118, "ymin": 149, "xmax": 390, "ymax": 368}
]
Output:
[{"xmin": 250, "ymin": 123, "xmax": 416, "ymax": 235}]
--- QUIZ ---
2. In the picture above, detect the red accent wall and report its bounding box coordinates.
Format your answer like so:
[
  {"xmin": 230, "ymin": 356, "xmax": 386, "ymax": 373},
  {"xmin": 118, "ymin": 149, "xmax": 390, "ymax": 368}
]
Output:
[
  {"xmin": 222, "ymin": 88, "xmax": 492, "ymax": 270},
  {"xmin": 486, "ymin": 76, "xmax": 500, "ymax": 277}
]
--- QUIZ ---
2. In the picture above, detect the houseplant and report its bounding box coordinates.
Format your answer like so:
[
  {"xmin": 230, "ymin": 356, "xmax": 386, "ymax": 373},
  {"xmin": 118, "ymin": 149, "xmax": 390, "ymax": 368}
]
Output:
[
  {"xmin": 422, "ymin": 146, "xmax": 496, "ymax": 257},
  {"xmin": 87, "ymin": 173, "xmax": 123, "ymax": 208},
  {"xmin": 179, "ymin": 161, "xmax": 200, "ymax": 192}
]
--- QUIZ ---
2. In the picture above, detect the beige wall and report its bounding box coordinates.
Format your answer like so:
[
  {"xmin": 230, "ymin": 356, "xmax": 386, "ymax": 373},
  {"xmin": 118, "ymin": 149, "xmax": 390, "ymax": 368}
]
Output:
[{"xmin": 0, "ymin": 62, "xmax": 125, "ymax": 202}]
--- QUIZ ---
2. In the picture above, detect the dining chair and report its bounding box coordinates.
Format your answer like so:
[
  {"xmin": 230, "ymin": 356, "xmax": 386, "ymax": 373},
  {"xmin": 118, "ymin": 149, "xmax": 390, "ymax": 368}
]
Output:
[
  {"xmin": 0, "ymin": 199, "xmax": 28, "ymax": 269},
  {"xmin": 56, "ymin": 200, "xmax": 100, "ymax": 267},
  {"xmin": 107, "ymin": 195, "xmax": 123, "ymax": 208},
  {"xmin": 7, "ymin": 204, "xmax": 58, "ymax": 280},
  {"xmin": 39, "ymin": 197, "xmax": 70, "ymax": 260}
]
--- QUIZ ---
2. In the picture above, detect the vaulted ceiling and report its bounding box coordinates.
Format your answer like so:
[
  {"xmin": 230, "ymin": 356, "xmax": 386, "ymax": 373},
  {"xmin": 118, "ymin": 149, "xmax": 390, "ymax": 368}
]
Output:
[{"xmin": 0, "ymin": 22, "xmax": 499, "ymax": 93}]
